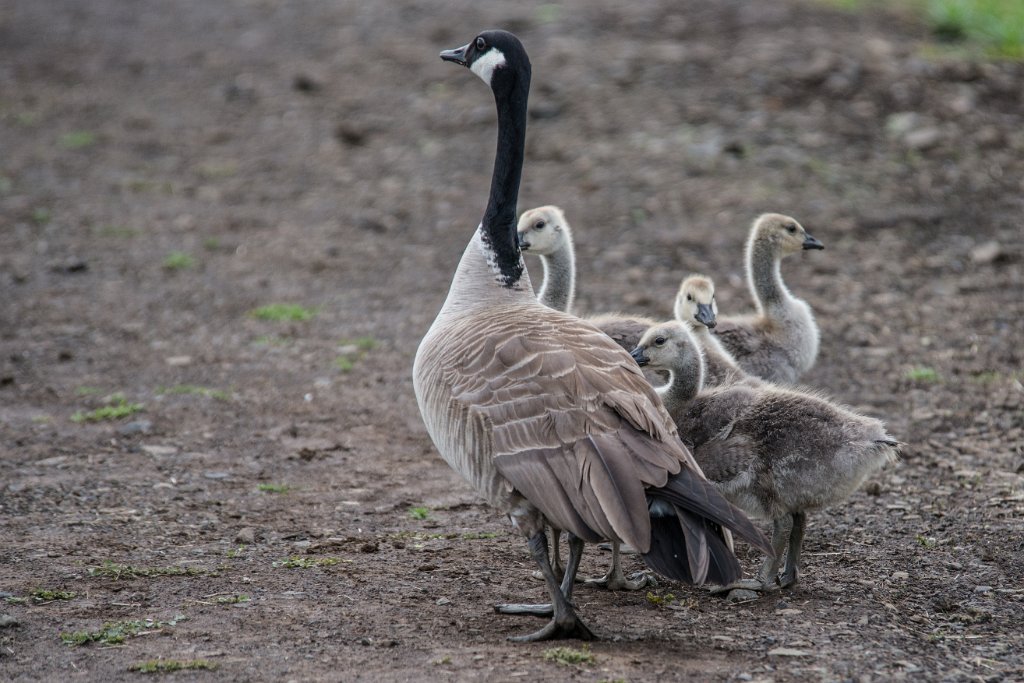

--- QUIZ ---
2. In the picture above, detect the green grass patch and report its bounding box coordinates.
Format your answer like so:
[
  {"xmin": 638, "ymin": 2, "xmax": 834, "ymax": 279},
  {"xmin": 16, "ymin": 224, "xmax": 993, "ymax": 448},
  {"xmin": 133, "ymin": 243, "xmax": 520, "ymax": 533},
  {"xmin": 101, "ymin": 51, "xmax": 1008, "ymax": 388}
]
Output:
[
  {"xmin": 60, "ymin": 131, "xmax": 96, "ymax": 149},
  {"xmin": 250, "ymin": 304, "xmax": 316, "ymax": 322},
  {"xmin": 215, "ymin": 594, "xmax": 249, "ymax": 605},
  {"xmin": 4, "ymin": 596, "xmax": 27, "ymax": 605},
  {"xmin": 75, "ymin": 386, "xmax": 103, "ymax": 396},
  {"xmin": 409, "ymin": 506, "xmax": 430, "ymax": 520},
  {"xmin": 87, "ymin": 561, "xmax": 205, "ymax": 580},
  {"xmin": 273, "ymin": 556, "xmax": 341, "ymax": 569},
  {"xmin": 257, "ymin": 483, "xmax": 289, "ymax": 494},
  {"xmin": 543, "ymin": 645, "xmax": 595, "ymax": 666},
  {"xmin": 130, "ymin": 659, "xmax": 217, "ymax": 674},
  {"xmin": 162, "ymin": 251, "xmax": 194, "ymax": 270},
  {"xmin": 335, "ymin": 336, "xmax": 378, "ymax": 373},
  {"xmin": 31, "ymin": 207, "xmax": 51, "ymax": 225},
  {"xmin": 645, "ymin": 591, "xmax": 677, "ymax": 607},
  {"xmin": 31, "ymin": 589, "xmax": 76, "ymax": 602},
  {"xmin": 72, "ymin": 397, "xmax": 145, "ymax": 423},
  {"xmin": 817, "ymin": 0, "xmax": 1024, "ymax": 58},
  {"xmin": 916, "ymin": 534, "xmax": 938, "ymax": 548},
  {"xmin": 203, "ymin": 237, "xmax": 221, "ymax": 250},
  {"xmin": 97, "ymin": 224, "xmax": 141, "ymax": 238},
  {"xmin": 61, "ymin": 616, "xmax": 186, "ymax": 646},
  {"xmin": 905, "ymin": 366, "xmax": 941, "ymax": 383},
  {"xmin": 158, "ymin": 384, "xmax": 230, "ymax": 401}
]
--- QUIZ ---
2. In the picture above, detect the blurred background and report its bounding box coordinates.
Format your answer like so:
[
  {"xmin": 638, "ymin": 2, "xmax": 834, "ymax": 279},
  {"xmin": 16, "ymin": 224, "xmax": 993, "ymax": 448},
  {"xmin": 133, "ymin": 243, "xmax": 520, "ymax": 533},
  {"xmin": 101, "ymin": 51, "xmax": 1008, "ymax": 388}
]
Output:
[{"xmin": 1, "ymin": 0, "xmax": 1022, "ymax": 680}]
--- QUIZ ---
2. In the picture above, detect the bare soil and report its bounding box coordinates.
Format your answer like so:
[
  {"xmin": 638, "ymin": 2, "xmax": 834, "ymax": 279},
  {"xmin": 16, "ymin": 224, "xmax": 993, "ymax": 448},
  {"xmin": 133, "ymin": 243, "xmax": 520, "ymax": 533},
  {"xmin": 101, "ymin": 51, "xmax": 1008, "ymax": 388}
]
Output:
[{"xmin": 2, "ymin": 0, "xmax": 1022, "ymax": 680}]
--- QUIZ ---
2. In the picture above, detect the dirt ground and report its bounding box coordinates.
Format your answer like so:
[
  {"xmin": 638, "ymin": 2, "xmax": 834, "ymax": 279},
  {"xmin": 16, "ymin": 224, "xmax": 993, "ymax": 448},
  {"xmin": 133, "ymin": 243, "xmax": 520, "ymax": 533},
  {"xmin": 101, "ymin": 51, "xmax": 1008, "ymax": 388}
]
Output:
[{"xmin": 2, "ymin": 0, "xmax": 1022, "ymax": 680}]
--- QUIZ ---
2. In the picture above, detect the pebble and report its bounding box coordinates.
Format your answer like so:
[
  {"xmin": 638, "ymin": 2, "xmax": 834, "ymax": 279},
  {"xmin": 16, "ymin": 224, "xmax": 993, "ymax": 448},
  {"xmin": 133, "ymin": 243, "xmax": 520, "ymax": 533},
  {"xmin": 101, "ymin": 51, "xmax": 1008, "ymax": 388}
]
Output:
[
  {"xmin": 892, "ymin": 571, "xmax": 909, "ymax": 580},
  {"xmin": 0, "ymin": 614, "xmax": 19, "ymax": 628},
  {"xmin": 204, "ymin": 471, "xmax": 230, "ymax": 480},
  {"xmin": 235, "ymin": 528, "xmax": 256, "ymax": 544},
  {"xmin": 141, "ymin": 444, "xmax": 178, "ymax": 456},
  {"xmin": 767, "ymin": 647, "xmax": 812, "ymax": 657},
  {"xmin": 974, "ymin": 585, "xmax": 993, "ymax": 594},
  {"xmin": 119, "ymin": 420, "xmax": 152, "ymax": 436},
  {"xmin": 970, "ymin": 241, "xmax": 1002, "ymax": 265},
  {"xmin": 165, "ymin": 355, "xmax": 192, "ymax": 366},
  {"xmin": 436, "ymin": 597, "xmax": 450, "ymax": 606}
]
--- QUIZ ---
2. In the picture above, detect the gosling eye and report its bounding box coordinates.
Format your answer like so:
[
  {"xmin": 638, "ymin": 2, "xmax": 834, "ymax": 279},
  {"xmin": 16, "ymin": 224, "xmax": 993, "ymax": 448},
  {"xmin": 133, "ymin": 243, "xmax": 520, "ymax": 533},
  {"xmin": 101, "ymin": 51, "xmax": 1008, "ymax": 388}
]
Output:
[
  {"xmin": 534, "ymin": 220, "xmax": 545, "ymax": 230},
  {"xmin": 475, "ymin": 37, "xmax": 486, "ymax": 51},
  {"xmin": 686, "ymin": 294, "xmax": 693, "ymax": 301},
  {"xmin": 654, "ymin": 336, "xmax": 666, "ymax": 347},
  {"xmin": 786, "ymin": 224, "xmax": 797, "ymax": 234}
]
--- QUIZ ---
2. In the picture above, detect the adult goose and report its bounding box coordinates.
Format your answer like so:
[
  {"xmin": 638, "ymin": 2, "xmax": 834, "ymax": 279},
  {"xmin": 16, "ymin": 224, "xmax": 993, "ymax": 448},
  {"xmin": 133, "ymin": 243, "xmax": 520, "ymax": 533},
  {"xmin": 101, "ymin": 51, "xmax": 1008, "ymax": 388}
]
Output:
[
  {"xmin": 631, "ymin": 322, "xmax": 900, "ymax": 593},
  {"xmin": 413, "ymin": 30, "xmax": 770, "ymax": 641},
  {"xmin": 711, "ymin": 214, "xmax": 824, "ymax": 384}
]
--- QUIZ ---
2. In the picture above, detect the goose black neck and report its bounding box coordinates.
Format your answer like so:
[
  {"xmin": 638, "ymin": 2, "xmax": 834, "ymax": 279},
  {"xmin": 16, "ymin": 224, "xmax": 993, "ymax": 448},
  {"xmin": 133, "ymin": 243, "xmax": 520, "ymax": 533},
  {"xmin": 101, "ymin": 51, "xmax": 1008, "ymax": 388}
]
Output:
[{"xmin": 480, "ymin": 68, "xmax": 530, "ymax": 288}]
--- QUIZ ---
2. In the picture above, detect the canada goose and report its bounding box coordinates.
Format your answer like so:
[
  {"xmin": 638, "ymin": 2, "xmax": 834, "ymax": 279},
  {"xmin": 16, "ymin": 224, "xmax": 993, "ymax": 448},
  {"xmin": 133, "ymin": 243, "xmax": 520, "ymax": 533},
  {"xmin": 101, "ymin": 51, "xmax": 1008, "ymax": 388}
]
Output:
[
  {"xmin": 517, "ymin": 205, "xmax": 665, "ymax": 591},
  {"xmin": 414, "ymin": 30, "xmax": 770, "ymax": 641},
  {"xmin": 711, "ymin": 214, "xmax": 823, "ymax": 384},
  {"xmin": 673, "ymin": 274, "xmax": 751, "ymax": 388},
  {"xmin": 631, "ymin": 322, "xmax": 900, "ymax": 593}
]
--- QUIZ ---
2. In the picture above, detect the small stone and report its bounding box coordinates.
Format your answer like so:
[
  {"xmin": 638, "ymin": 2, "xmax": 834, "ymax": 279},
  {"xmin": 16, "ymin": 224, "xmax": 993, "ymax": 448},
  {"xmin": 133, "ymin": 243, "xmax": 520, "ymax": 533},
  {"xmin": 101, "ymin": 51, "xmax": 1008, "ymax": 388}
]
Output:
[
  {"xmin": 119, "ymin": 420, "xmax": 152, "ymax": 436},
  {"xmin": 204, "ymin": 471, "xmax": 230, "ymax": 480},
  {"xmin": 435, "ymin": 597, "xmax": 450, "ymax": 606},
  {"xmin": 235, "ymin": 528, "xmax": 256, "ymax": 544},
  {"xmin": 725, "ymin": 589, "xmax": 760, "ymax": 604},
  {"xmin": 292, "ymin": 73, "xmax": 322, "ymax": 93},
  {"xmin": 974, "ymin": 585, "xmax": 992, "ymax": 594},
  {"xmin": 892, "ymin": 571, "xmax": 909, "ymax": 581},
  {"xmin": 0, "ymin": 614, "xmax": 19, "ymax": 628},
  {"xmin": 165, "ymin": 355, "xmax": 192, "ymax": 366},
  {"xmin": 141, "ymin": 444, "xmax": 177, "ymax": 456},
  {"xmin": 776, "ymin": 608, "xmax": 803, "ymax": 616},
  {"xmin": 970, "ymin": 241, "xmax": 1002, "ymax": 265},
  {"xmin": 358, "ymin": 637, "xmax": 372, "ymax": 646},
  {"xmin": 904, "ymin": 127, "xmax": 942, "ymax": 150},
  {"xmin": 359, "ymin": 542, "xmax": 378, "ymax": 553}
]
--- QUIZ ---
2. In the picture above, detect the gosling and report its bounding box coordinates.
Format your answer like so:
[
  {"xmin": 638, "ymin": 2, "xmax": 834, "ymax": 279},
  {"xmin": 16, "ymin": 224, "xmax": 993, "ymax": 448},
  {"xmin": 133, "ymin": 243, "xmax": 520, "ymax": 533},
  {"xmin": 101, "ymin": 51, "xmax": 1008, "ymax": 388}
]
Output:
[{"xmin": 631, "ymin": 322, "xmax": 900, "ymax": 593}]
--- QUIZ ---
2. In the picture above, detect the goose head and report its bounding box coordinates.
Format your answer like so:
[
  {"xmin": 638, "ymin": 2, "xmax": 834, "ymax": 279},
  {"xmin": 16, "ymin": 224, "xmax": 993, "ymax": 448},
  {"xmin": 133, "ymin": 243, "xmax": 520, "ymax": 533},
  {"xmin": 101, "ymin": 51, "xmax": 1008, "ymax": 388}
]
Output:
[
  {"xmin": 674, "ymin": 274, "xmax": 718, "ymax": 329},
  {"xmin": 631, "ymin": 322, "xmax": 700, "ymax": 372},
  {"xmin": 440, "ymin": 30, "xmax": 530, "ymax": 93},
  {"xmin": 516, "ymin": 205, "xmax": 570, "ymax": 254},
  {"xmin": 752, "ymin": 213, "xmax": 824, "ymax": 257}
]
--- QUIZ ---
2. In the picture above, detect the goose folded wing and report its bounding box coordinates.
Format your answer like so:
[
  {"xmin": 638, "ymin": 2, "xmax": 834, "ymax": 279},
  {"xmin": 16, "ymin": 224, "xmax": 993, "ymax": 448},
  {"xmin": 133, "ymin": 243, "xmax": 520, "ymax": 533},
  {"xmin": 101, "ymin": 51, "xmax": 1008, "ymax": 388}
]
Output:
[{"xmin": 452, "ymin": 324, "xmax": 697, "ymax": 553}]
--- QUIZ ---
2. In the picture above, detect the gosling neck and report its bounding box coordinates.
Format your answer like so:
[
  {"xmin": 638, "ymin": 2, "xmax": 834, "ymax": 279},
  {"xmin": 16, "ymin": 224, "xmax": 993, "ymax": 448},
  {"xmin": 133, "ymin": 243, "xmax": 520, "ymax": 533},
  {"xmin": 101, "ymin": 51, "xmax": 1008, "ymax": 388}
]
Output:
[
  {"xmin": 747, "ymin": 237, "xmax": 791, "ymax": 313},
  {"xmin": 657, "ymin": 353, "xmax": 704, "ymax": 415},
  {"xmin": 537, "ymin": 238, "xmax": 576, "ymax": 313}
]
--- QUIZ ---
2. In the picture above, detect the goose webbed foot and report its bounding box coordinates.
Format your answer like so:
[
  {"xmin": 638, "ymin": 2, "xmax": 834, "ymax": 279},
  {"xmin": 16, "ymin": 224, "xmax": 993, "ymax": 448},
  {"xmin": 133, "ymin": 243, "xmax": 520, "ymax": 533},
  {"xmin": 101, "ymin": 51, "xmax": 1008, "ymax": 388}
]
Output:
[
  {"xmin": 501, "ymin": 531, "xmax": 595, "ymax": 641},
  {"xmin": 585, "ymin": 541, "xmax": 653, "ymax": 591}
]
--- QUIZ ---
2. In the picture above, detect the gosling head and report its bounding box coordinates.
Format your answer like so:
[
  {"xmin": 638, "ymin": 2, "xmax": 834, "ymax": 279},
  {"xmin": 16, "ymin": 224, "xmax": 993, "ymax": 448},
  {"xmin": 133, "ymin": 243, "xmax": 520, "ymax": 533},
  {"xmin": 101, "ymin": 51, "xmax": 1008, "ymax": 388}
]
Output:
[
  {"xmin": 440, "ymin": 30, "xmax": 530, "ymax": 93},
  {"xmin": 630, "ymin": 321, "xmax": 700, "ymax": 372},
  {"xmin": 751, "ymin": 213, "xmax": 824, "ymax": 257},
  {"xmin": 517, "ymin": 205, "xmax": 571, "ymax": 255},
  {"xmin": 674, "ymin": 274, "xmax": 718, "ymax": 330}
]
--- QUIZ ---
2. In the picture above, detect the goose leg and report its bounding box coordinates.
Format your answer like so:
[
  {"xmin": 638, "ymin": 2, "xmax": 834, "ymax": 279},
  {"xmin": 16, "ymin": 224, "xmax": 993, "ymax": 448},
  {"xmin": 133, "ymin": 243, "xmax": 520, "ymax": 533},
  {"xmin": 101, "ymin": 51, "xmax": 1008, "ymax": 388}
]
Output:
[
  {"xmin": 719, "ymin": 514, "xmax": 792, "ymax": 598},
  {"xmin": 779, "ymin": 512, "xmax": 806, "ymax": 588},
  {"xmin": 530, "ymin": 527, "xmax": 567, "ymax": 582},
  {"xmin": 584, "ymin": 541, "xmax": 653, "ymax": 591},
  {"xmin": 498, "ymin": 532, "xmax": 594, "ymax": 642}
]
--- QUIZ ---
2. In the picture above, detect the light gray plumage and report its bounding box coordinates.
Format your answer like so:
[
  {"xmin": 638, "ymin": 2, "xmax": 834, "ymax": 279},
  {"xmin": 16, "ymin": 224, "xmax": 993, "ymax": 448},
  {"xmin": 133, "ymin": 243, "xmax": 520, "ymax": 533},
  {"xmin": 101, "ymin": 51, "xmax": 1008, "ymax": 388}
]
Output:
[
  {"xmin": 415, "ymin": 31, "xmax": 769, "ymax": 641},
  {"xmin": 711, "ymin": 214, "xmax": 823, "ymax": 384},
  {"xmin": 631, "ymin": 322, "xmax": 900, "ymax": 592}
]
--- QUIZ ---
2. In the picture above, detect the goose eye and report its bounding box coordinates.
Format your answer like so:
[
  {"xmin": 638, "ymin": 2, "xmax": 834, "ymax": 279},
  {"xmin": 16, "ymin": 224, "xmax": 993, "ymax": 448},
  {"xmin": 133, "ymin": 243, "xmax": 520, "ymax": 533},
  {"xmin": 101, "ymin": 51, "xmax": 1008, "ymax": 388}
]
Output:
[
  {"xmin": 686, "ymin": 294, "xmax": 693, "ymax": 301},
  {"xmin": 786, "ymin": 224, "xmax": 797, "ymax": 233},
  {"xmin": 534, "ymin": 220, "xmax": 545, "ymax": 230},
  {"xmin": 475, "ymin": 37, "xmax": 486, "ymax": 51},
  {"xmin": 654, "ymin": 336, "xmax": 666, "ymax": 346}
]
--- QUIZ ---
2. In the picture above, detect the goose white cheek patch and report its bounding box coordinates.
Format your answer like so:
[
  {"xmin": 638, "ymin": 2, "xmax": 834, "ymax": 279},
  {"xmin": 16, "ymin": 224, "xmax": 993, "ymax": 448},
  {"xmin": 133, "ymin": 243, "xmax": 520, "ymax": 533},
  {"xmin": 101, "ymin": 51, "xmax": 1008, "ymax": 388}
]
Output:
[{"xmin": 470, "ymin": 48, "xmax": 507, "ymax": 85}]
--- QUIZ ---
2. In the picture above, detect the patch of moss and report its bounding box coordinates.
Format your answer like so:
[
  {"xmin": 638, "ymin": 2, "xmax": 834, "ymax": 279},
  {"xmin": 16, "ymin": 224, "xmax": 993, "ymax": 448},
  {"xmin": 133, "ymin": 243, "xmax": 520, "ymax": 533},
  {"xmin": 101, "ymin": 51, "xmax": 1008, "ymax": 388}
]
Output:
[
  {"xmin": 543, "ymin": 645, "xmax": 595, "ymax": 666},
  {"xmin": 250, "ymin": 304, "xmax": 316, "ymax": 322},
  {"xmin": 130, "ymin": 659, "xmax": 216, "ymax": 673},
  {"xmin": 87, "ymin": 561, "xmax": 205, "ymax": 579}
]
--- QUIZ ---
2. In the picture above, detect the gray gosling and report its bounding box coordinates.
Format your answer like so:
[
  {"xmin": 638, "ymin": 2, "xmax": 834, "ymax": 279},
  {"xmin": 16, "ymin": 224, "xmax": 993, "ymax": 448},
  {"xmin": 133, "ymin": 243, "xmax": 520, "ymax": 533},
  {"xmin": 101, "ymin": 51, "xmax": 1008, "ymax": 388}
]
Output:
[
  {"xmin": 631, "ymin": 322, "xmax": 900, "ymax": 593},
  {"xmin": 517, "ymin": 205, "xmax": 660, "ymax": 591},
  {"xmin": 711, "ymin": 214, "xmax": 823, "ymax": 384}
]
